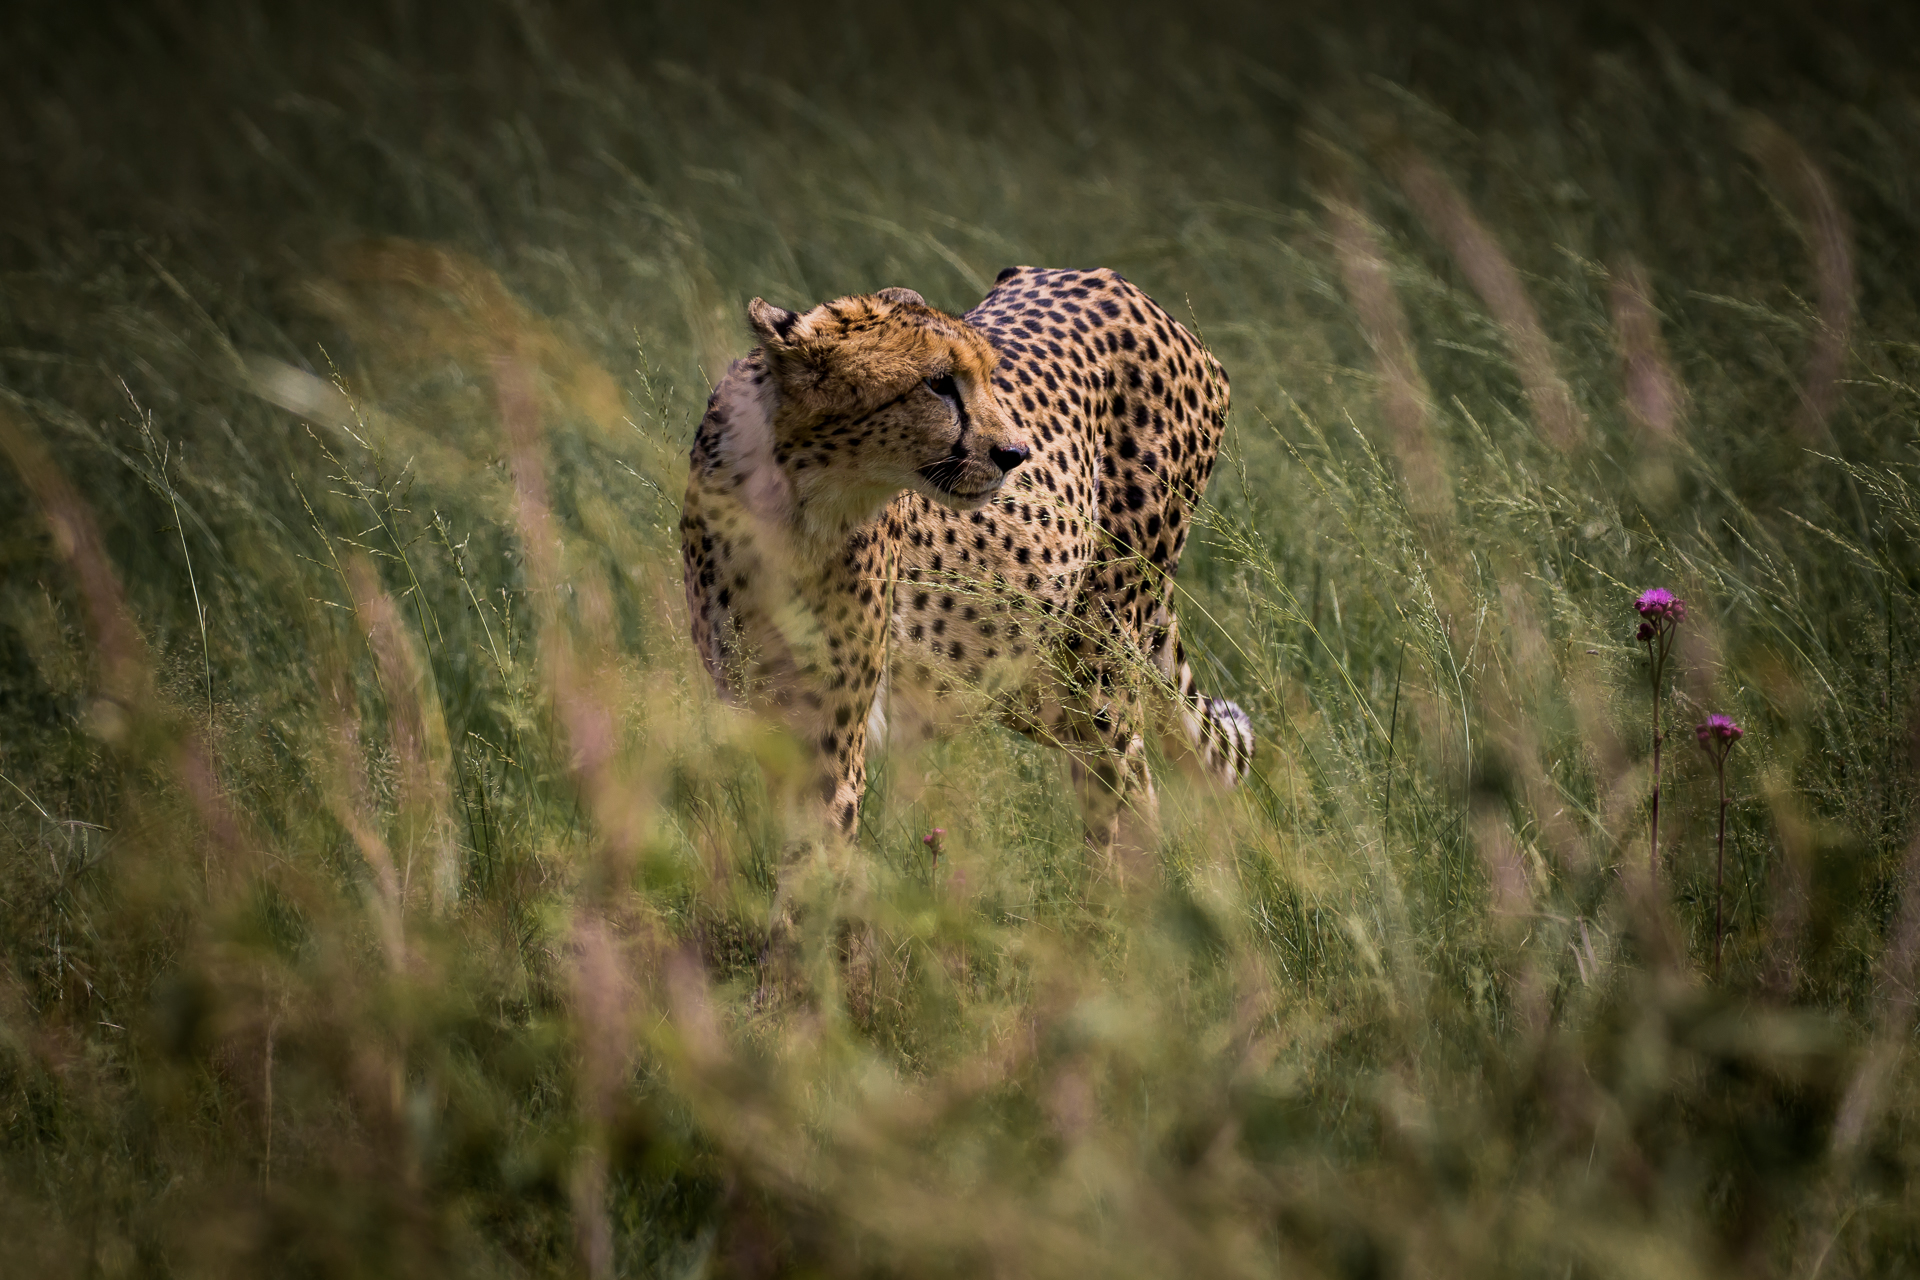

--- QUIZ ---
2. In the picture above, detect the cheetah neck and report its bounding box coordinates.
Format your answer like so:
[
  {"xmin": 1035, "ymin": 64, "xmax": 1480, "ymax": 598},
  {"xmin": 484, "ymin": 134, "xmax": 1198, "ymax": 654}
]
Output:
[
  {"xmin": 710, "ymin": 357, "xmax": 895, "ymax": 550},
  {"xmin": 708, "ymin": 358, "xmax": 792, "ymax": 528},
  {"xmin": 790, "ymin": 472, "xmax": 899, "ymax": 543}
]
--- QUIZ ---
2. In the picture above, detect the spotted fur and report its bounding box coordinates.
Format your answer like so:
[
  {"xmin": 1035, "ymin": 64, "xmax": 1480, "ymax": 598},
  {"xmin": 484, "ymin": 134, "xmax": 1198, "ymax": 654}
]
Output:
[{"xmin": 680, "ymin": 268, "xmax": 1253, "ymax": 847}]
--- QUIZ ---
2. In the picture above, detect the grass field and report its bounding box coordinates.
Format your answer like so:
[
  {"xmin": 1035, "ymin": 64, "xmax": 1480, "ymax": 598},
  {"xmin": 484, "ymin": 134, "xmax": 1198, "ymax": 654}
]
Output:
[{"xmin": 7, "ymin": 1, "xmax": 1920, "ymax": 1274}]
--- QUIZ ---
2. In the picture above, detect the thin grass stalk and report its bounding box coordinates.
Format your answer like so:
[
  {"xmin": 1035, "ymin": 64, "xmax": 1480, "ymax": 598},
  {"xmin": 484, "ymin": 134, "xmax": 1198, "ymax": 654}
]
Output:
[{"xmin": 1697, "ymin": 715, "xmax": 1743, "ymax": 977}]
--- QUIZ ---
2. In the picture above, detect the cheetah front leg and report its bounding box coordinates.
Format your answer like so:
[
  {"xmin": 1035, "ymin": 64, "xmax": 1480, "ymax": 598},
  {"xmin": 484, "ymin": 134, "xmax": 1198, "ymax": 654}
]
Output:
[
  {"xmin": 757, "ymin": 689, "xmax": 878, "ymax": 993},
  {"xmin": 732, "ymin": 581, "xmax": 889, "ymax": 966},
  {"xmin": 730, "ymin": 546, "xmax": 892, "ymax": 846}
]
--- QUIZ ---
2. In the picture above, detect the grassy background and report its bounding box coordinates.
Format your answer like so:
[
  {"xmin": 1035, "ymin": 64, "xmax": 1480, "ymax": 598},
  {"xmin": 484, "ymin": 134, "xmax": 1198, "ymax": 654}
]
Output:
[{"xmin": 7, "ymin": 0, "xmax": 1920, "ymax": 1274}]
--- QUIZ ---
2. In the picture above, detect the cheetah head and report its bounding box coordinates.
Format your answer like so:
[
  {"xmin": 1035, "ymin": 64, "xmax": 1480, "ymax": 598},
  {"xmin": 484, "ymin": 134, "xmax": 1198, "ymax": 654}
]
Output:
[{"xmin": 746, "ymin": 287, "xmax": 1030, "ymax": 524}]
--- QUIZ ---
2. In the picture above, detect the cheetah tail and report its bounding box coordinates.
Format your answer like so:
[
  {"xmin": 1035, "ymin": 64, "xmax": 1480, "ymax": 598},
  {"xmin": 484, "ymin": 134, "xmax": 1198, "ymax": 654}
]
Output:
[{"xmin": 1174, "ymin": 657, "xmax": 1256, "ymax": 786}]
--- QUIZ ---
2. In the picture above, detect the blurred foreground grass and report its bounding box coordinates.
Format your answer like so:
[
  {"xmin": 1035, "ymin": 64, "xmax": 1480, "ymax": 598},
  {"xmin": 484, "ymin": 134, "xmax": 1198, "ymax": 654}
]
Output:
[{"xmin": 7, "ymin": 1, "xmax": 1920, "ymax": 1274}]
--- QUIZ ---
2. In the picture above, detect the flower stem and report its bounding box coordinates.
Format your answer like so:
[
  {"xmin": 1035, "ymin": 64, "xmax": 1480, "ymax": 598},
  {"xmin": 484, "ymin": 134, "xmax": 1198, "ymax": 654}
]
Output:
[
  {"xmin": 1714, "ymin": 756, "xmax": 1729, "ymax": 978},
  {"xmin": 1648, "ymin": 631, "xmax": 1666, "ymax": 881},
  {"xmin": 1650, "ymin": 739, "xmax": 1661, "ymax": 880}
]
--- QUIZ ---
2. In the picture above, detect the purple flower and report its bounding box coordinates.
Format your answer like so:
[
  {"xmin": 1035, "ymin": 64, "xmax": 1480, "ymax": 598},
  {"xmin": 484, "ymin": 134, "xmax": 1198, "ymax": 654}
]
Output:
[
  {"xmin": 922, "ymin": 828, "xmax": 947, "ymax": 845},
  {"xmin": 1635, "ymin": 588, "xmax": 1674, "ymax": 616},
  {"xmin": 1635, "ymin": 588, "xmax": 1687, "ymax": 623},
  {"xmin": 1696, "ymin": 714, "xmax": 1743, "ymax": 748},
  {"xmin": 1635, "ymin": 587, "xmax": 1689, "ymax": 884}
]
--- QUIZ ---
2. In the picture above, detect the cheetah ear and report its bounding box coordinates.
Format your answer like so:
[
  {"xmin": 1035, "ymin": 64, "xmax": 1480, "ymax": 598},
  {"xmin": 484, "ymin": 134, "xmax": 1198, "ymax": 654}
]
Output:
[
  {"xmin": 747, "ymin": 297, "xmax": 804, "ymax": 352},
  {"xmin": 874, "ymin": 287, "xmax": 926, "ymax": 307}
]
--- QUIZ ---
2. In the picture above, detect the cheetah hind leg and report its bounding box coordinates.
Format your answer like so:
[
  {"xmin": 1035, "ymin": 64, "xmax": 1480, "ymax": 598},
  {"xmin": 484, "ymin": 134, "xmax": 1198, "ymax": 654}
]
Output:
[
  {"xmin": 1069, "ymin": 729, "xmax": 1160, "ymax": 880},
  {"xmin": 995, "ymin": 680, "xmax": 1159, "ymax": 877}
]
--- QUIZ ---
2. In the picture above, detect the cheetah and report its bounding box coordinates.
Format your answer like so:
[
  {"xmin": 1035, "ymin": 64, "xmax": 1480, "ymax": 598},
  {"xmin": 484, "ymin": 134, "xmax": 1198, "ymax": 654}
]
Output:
[{"xmin": 680, "ymin": 266, "xmax": 1253, "ymax": 853}]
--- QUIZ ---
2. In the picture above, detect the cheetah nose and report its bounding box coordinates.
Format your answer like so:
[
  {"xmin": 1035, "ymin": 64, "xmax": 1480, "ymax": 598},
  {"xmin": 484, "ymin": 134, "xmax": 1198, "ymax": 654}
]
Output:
[{"xmin": 989, "ymin": 442, "xmax": 1031, "ymax": 472}]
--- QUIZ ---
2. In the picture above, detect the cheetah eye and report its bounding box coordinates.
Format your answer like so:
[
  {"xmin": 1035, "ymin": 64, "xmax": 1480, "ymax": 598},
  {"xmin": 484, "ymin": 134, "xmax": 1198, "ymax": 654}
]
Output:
[{"xmin": 925, "ymin": 373, "xmax": 959, "ymax": 406}]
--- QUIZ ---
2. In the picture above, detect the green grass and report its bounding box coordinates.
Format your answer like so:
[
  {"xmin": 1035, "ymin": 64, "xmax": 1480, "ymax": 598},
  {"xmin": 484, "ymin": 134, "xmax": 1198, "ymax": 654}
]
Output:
[{"xmin": 7, "ymin": 1, "xmax": 1920, "ymax": 1274}]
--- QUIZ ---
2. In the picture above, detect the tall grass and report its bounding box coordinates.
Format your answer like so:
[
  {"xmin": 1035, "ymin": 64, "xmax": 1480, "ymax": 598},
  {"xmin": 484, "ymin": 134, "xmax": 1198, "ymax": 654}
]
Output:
[{"xmin": 5, "ymin": 1, "xmax": 1920, "ymax": 1274}]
